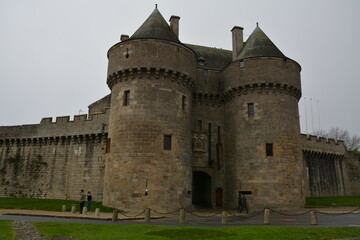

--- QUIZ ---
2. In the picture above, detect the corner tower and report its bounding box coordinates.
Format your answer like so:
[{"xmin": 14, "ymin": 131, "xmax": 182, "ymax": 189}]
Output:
[
  {"xmin": 223, "ymin": 25, "xmax": 304, "ymax": 209},
  {"xmin": 103, "ymin": 7, "xmax": 196, "ymax": 211}
]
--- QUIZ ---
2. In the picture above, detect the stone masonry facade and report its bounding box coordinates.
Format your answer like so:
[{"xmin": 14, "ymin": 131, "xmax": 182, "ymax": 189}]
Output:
[{"xmin": 1, "ymin": 8, "xmax": 359, "ymax": 211}]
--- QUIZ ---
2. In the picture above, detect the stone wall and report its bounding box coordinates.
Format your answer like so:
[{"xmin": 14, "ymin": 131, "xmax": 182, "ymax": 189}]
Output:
[
  {"xmin": 0, "ymin": 110, "xmax": 109, "ymax": 201},
  {"xmin": 88, "ymin": 94, "xmax": 111, "ymax": 115},
  {"xmin": 342, "ymin": 151, "xmax": 360, "ymax": 196},
  {"xmin": 0, "ymin": 110, "xmax": 109, "ymax": 139},
  {"xmin": 191, "ymin": 99, "xmax": 226, "ymax": 208},
  {"xmin": 0, "ymin": 134, "xmax": 107, "ymax": 201},
  {"xmin": 301, "ymin": 134, "xmax": 360, "ymax": 197}
]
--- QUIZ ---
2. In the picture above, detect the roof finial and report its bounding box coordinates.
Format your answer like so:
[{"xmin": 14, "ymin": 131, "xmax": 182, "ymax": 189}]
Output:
[
  {"xmin": 256, "ymin": 22, "xmax": 259, "ymax": 27},
  {"xmin": 155, "ymin": 4, "xmax": 158, "ymax": 9}
]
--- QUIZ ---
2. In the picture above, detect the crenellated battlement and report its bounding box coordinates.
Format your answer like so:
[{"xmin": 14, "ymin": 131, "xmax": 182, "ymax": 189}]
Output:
[
  {"xmin": 40, "ymin": 108, "xmax": 110, "ymax": 125},
  {"xmin": 301, "ymin": 134, "xmax": 346, "ymax": 156},
  {"xmin": 192, "ymin": 82, "xmax": 301, "ymax": 106},
  {"xmin": 0, "ymin": 108, "xmax": 109, "ymax": 140},
  {"xmin": 107, "ymin": 67, "xmax": 195, "ymax": 91},
  {"xmin": 224, "ymin": 82, "xmax": 301, "ymax": 102}
]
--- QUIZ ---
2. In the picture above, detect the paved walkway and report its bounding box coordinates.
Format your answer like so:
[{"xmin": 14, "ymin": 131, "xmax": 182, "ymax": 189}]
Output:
[{"xmin": 1, "ymin": 207, "xmax": 360, "ymax": 227}]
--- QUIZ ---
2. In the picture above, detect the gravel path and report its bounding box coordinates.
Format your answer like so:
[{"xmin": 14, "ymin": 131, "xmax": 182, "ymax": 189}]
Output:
[{"xmin": 13, "ymin": 221, "xmax": 48, "ymax": 240}]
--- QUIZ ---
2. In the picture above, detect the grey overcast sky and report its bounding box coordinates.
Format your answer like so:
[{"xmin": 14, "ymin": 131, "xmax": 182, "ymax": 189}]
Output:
[{"xmin": 0, "ymin": 0, "xmax": 359, "ymax": 136}]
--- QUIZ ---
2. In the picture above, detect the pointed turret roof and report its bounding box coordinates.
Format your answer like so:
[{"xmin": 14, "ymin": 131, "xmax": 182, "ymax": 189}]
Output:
[
  {"xmin": 130, "ymin": 7, "xmax": 180, "ymax": 43},
  {"xmin": 237, "ymin": 25, "xmax": 285, "ymax": 60}
]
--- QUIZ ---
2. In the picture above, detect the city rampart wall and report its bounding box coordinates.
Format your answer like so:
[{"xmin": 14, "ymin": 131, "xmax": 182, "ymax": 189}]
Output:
[{"xmin": 0, "ymin": 110, "xmax": 109, "ymax": 201}]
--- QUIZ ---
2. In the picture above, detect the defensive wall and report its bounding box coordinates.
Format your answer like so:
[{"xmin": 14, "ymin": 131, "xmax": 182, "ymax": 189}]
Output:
[
  {"xmin": 0, "ymin": 110, "xmax": 109, "ymax": 201},
  {"xmin": 301, "ymin": 134, "xmax": 360, "ymax": 197}
]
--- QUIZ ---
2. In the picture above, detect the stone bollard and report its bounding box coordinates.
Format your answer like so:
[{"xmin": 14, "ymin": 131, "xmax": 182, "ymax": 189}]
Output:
[
  {"xmin": 82, "ymin": 207, "xmax": 87, "ymax": 215},
  {"xmin": 71, "ymin": 204, "xmax": 76, "ymax": 214},
  {"xmin": 95, "ymin": 208, "xmax": 100, "ymax": 216},
  {"xmin": 264, "ymin": 209, "xmax": 270, "ymax": 225},
  {"xmin": 310, "ymin": 210, "xmax": 318, "ymax": 225},
  {"xmin": 61, "ymin": 205, "xmax": 66, "ymax": 212},
  {"xmin": 179, "ymin": 209, "xmax": 186, "ymax": 224},
  {"xmin": 144, "ymin": 208, "xmax": 151, "ymax": 223},
  {"xmin": 112, "ymin": 210, "xmax": 118, "ymax": 222},
  {"xmin": 221, "ymin": 211, "xmax": 228, "ymax": 225}
]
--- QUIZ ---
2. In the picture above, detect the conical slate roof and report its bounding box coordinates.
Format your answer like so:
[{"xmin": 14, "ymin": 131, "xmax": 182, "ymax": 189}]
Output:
[
  {"xmin": 130, "ymin": 8, "xmax": 180, "ymax": 43},
  {"xmin": 237, "ymin": 26, "xmax": 285, "ymax": 60}
]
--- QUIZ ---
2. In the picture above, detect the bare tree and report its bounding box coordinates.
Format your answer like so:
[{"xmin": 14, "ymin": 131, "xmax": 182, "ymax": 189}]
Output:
[{"xmin": 312, "ymin": 127, "xmax": 360, "ymax": 151}]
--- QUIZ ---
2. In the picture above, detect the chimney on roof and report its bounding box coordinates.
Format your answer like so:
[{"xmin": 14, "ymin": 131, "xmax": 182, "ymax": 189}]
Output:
[
  {"xmin": 120, "ymin": 34, "xmax": 129, "ymax": 41},
  {"xmin": 169, "ymin": 15, "xmax": 180, "ymax": 38},
  {"xmin": 231, "ymin": 26, "xmax": 244, "ymax": 61}
]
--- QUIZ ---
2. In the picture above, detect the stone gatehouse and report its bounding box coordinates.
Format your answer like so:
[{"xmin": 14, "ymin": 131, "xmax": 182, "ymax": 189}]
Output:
[{"xmin": 1, "ymin": 7, "xmax": 359, "ymax": 211}]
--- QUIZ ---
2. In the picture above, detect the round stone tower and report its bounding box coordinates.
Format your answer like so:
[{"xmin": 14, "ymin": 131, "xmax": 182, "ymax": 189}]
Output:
[
  {"xmin": 103, "ymin": 8, "xmax": 196, "ymax": 211},
  {"xmin": 223, "ymin": 26, "xmax": 304, "ymax": 210}
]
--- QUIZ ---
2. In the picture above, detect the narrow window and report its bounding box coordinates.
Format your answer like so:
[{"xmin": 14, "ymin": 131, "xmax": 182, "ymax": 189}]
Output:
[
  {"xmin": 203, "ymin": 69, "xmax": 208, "ymax": 76},
  {"xmin": 248, "ymin": 103, "xmax": 254, "ymax": 118},
  {"xmin": 123, "ymin": 90, "xmax": 130, "ymax": 106},
  {"xmin": 240, "ymin": 60, "xmax": 245, "ymax": 68},
  {"xmin": 182, "ymin": 95, "xmax": 186, "ymax": 110},
  {"xmin": 266, "ymin": 143, "xmax": 273, "ymax": 157},
  {"xmin": 217, "ymin": 126, "xmax": 221, "ymax": 143},
  {"xmin": 106, "ymin": 138, "xmax": 111, "ymax": 153},
  {"xmin": 164, "ymin": 135, "xmax": 172, "ymax": 150}
]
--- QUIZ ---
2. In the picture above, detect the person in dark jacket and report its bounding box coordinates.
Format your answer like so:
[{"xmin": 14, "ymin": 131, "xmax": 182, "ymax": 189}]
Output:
[
  {"xmin": 238, "ymin": 193, "xmax": 249, "ymax": 214},
  {"xmin": 87, "ymin": 191, "xmax": 92, "ymax": 212},
  {"xmin": 80, "ymin": 189, "xmax": 86, "ymax": 213}
]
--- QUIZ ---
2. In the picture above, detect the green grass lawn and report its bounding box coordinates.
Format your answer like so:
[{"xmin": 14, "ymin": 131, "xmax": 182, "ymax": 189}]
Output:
[
  {"xmin": 306, "ymin": 196, "xmax": 360, "ymax": 207},
  {"xmin": 33, "ymin": 222, "xmax": 360, "ymax": 240},
  {"xmin": 0, "ymin": 220, "xmax": 15, "ymax": 240},
  {"xmin": 0, "ymin": 198, "xmax": 115, "ymax": 213}
]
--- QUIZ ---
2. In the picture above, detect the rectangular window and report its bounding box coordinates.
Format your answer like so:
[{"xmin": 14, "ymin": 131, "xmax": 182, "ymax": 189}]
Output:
[
  {"xmin": 164, "ymin": 135, "xmax": 172, "ymax": 150},
  {"xmin": 123, "ymin": 90, "xmax": 130, "ymax": 106},
  {"xmin": 266, "ymin": 143, "xmax": 273, "ymax": 157},
  {"xmin": 203, "ymin": 69, "xmax": 208, "ymax": 76},
  {"xmin": 106, "ymin": 138, "xmax": 111, "ymax": 153},
  {"xmin": 182, "ymin": 95, "xmax": 186, "ymax": 110},
  {"xmin": 248, "ymin": 103, "xmax": 254, "ymax": 118}
]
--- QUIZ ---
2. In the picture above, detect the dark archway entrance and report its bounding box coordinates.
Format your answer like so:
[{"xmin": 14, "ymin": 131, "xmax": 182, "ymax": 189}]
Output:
[{"xmin": 192, "ymin": 171, "xmax": 211, "ymax": 208}]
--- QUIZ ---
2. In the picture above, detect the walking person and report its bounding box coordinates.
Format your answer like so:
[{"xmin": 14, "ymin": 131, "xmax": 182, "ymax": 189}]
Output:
[
  {"xmin": 87, "ymin": 191, "xmax": 92, "ymax": 212},
  {"xmin": 80, "ymin": 189, "xmax": 86, "ymax": 214},
  {"xmin": 238, "ymin": 192, "xmax": 249, "ymax": 214}
]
